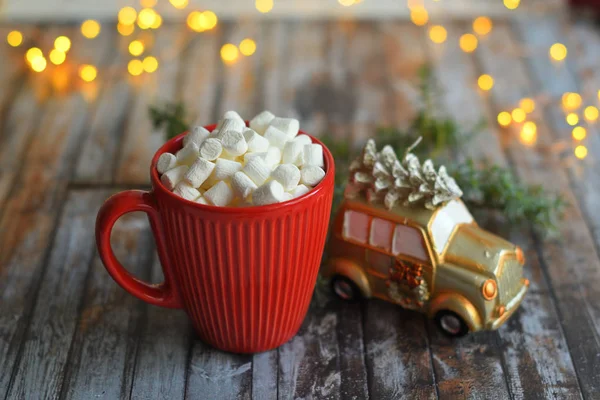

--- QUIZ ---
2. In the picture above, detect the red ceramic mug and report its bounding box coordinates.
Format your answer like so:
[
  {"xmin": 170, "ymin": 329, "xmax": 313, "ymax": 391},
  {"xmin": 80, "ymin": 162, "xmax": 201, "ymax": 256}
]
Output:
[{"xmin": 95, "ymin": 124, "xmax": 334, "ymax": 353}]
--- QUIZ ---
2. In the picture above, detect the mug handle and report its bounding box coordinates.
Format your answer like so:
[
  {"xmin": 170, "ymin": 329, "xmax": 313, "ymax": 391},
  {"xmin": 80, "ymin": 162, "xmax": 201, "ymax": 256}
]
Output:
[{"xmin": 95, "ymin": 190, "xmax": 183, "ymax": 309}]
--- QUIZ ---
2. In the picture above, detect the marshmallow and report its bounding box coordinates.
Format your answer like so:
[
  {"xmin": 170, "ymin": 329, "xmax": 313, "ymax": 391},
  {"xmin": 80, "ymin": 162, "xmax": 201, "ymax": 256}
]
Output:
[
  {"xmin": 195, "ymin": 196, "xmax": 209, "ymax": 205},
  {"xmin": 184, "ymin": 126, "xmax": 210, "ymax": 147},
  {"xmin": 157, "ymin": 152, "xmax": 176, "ymax": 174},
  {"xmin": 176, "ymin": 142, "xmax": 200, "ymax": 165},
  {"xmin": 250, "ymin": 110, "xmax": 275, "ymax": 134},
  {"xmin": 232, "ymin": 171, "xmax": 258, "ymax": 199},
  {"xmin": 293, "ymin": 134, "xmax": 312, "ymax": 146},
  {"xmin": 243, "ymin": 151, "xmax": 266, "ymax": 164},
  {"xmin": 173, "ymin": 182, "xmax": 201, "ymax": 201},
  {"xmin": 214, "ymin": 158, "xmax": 242, "ymax": 181},
  {"xmin": 272, "ymin": 164, "xmax": 301, "ymax": 191},
  {"xmin": 244, "ymin": 128, "xmax": 270, "ymax": 152},
  {"xmin": 184, "ymin": 158, "xmax": 215, "ymax": 188},
  {"xmin": 269, "ymin": 117, "xmax": 299, "ymax": 140},
  {"xmin": 221, "ymin": 130, "xmax": 248, "ymax": 156},
  {"xmin": 223, "ymin": 110, "xmax": 244, "ymax": 122},
  {"xmin": 303, "ymin": 144, "xmax": 324, "ymax": 167},
  {"xmin": 301, "ymin": 165, "xmax": 325, "ymax": 186},
  {"xmin": 243, "ymin": 157, "xmax": 271, "ymax": 186},
  {"xmin": 161, "ymin": 165, "xmax": 189, "ymax": 190},
  {"xmin": 204, "ymin": 181, "xmax": 234, "ymax": 206},
  {"xmin": 265, "ymin": 147, "xmax": 282, "ymax": 167},
  {"xmin": 264, "ymin": 126, "xmax": 290, "ymax": 150},
  {"xmin": 199, "ymin": 138, "xmax": 223, "ymax": 161},
  {"xmin": 281, "ymin": 192, "xmax": 293, "ymax": 202},
  {"xmin": 253, "ymin": 180, "xmax": 285, "ymax": 206},
  {"xmin": 282, "ymin": 141, "xmax": 304, "ymax": 166},
  {"xmin": 289, "ymin": 184, "xmax": 311, "ymax": 198},
  {"xmin": 214, "ymin": 118, "xmax": 245, "ymax": 139}
]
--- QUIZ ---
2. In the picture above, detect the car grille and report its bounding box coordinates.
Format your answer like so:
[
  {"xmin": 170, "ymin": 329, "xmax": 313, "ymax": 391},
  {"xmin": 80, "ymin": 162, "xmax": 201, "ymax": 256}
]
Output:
[{"xmin": 497, "ymin": 255, "xmax": 523, "ymax": 304}]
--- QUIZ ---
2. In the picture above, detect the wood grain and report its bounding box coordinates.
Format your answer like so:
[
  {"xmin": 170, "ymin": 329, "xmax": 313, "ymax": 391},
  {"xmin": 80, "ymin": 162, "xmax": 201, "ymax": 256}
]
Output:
[{"xmin": 0, "ymin": 29, "xmax": 114, "ymax": 397}]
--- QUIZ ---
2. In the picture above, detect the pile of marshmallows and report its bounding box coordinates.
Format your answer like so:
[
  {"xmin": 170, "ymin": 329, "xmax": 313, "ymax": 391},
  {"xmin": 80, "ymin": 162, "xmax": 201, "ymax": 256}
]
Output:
[{"xmin": 156, "ymin": 111, "xmax": 326, "ymax": 206}]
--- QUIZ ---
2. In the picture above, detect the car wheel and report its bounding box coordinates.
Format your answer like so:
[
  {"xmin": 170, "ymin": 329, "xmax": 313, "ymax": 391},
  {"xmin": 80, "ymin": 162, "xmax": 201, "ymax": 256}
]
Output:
[
  {"xmin": 435, "ymin": 310, "xmax": 469, "ymax": 337},
  {"xmin": 331, "ymin": 275, "xmax": 361, "ymax": 301}
]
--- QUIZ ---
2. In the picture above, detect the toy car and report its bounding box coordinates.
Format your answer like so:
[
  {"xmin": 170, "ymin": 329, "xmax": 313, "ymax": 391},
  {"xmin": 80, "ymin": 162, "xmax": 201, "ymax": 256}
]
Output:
[{"xmin": 322, "ymin": 140, "xmax": 529, "ymax": 337}]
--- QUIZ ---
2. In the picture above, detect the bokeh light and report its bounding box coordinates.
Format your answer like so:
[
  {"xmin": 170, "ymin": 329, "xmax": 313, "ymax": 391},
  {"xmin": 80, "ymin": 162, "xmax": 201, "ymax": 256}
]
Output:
[
  {"xmin": 549, "ymin": 43, "xmax": 567, "ymax": 61},
  {"xmin": 256, "ymin": 0, "xmax": 274, "ymax": 13},
  {"xmin": 562, "ymin": 92, "xmax": 582, "ymax": 110},
  {"xmin": 7, "ymin": 31, "xmax": 23, "ymax": 47},
  {"xmin": 519, "ymin": 98, "xmax": 535, "ymax": 114},
  {"xmin": 49, "ymin": 49, "xmax": 66, "ymax": 65},
  {"xmin": 478, "ymin": 74, "xmax": 494, "ymax": 91},
  {"xmin": 572, "ymin": 126, "xmax": 587, "ymax": 141},
  {"xmin": 511, "ymin": 108, "xmax": 526, "ymax": 123},
  {"xmin": 239, "ymin": 38, "xmax": 257, "ymax": 56},
  {"xmin": 143, "ymin": 56, "xmax": 159, "ymax": 73},
  {"xmin": 504, "ymin": 0, "xmax": 520, "ymax": 10},
  {"xmin": 81, "ymin": 20, "xmax": 101, "ymax": 39},
  {"xmin": 203, "ymin": 11, "xmax": 218, "ymax": 29},
  {"xmin": 138, "ymin": 8, "xmax": 158, "ymax": 29},
  {"xmin": 151, "ymin": 14, "xmax": 163, "ymax": 29},
  {"xmin": 520, "ymin": 122, "xmax": 537, "ymax": 145},
  {"xmin": 128, "ymin": 59, "xmax": 144, "ymax": 76},
  {"xmin": 129, "ymin": 40, "xmax": 145, "ymax": 56},
  {"xmin": 429, "ymin": 25, "xmax": 447, "ymax": 44},
  {"xmin": 31, "ymin": 56, "xmax": 47, "ymax": 72},
  {"xmin": 187, "ymin": 11, "xmax": 204, "ymax": 32},
  {"xmin": 54, "ymin": 36, "xmax": 71, "ymax": 52},
  {"xmin": 497, "ymin": 111, "xmax": 511, "ymax": 127},
  {"xmin": 473, "ymin": 17, "xmax": 492, "ymax": 36},
  {"xmin": 118, "ymin": 23, "xmax": 135, "ymax": 36},
  {"xmin": 221, "ymin": 43, "xmax": 239, "ymax": 64},
  {"xmin": 584, "ymin": 105, "xmax": 599, "ymax": 122},
  {"xmin": 410, "ymin": 7, "xmax": 429, "ymax": 26},
  {"xmin": 566, "ymin": 112, "xmax": 579, "ymax": 126},
  {"xmin": 79, "ymin": 64, "xmax": 97, "ymax": 82},
  {"xmin": 25, "ymin": 47, "xmax": 43, "ymax": 63},
  {"xmin": 141, "ymin": 0, "xmax": 157, "ymax": 7},
  {"xmin": 170, "ymin": 0, "xmax": 189, "ymax": 9},
  {"xmin": 118, "ymin": 7, "xmax": 137, "ymax": 25},
  {"xmin": 575, "ymin": 145, "xmax": 588, "ymax": 159},
  {"xmin": 339, "ymin": 0, "xmax": 356, "ymax": 6},
  {"xmin": 459, "ymin": 33, "xmax": 478, "ymax": 53}
]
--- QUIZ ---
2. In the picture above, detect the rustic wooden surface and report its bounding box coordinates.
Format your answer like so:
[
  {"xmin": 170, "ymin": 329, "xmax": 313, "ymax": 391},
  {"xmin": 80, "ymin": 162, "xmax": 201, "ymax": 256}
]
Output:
[{"xmin": 1, "ymin": 16, "xmax": 599, "ymax": 399}]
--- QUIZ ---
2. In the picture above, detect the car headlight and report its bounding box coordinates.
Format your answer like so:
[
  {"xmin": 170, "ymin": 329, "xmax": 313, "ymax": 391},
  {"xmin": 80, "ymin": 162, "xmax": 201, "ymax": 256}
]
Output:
[{"xmin": 482, "ymin": 279, "xmax": 497, "ymax": 300}]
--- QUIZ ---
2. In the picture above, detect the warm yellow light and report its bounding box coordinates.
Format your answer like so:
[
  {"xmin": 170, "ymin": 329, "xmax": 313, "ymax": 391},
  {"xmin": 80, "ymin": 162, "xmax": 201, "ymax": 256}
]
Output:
[
  {"xmin": 520, "ymin": 124, "xmax": 537, "ymax": 146},
  {"xmin": 79, "ymin": 64, "xmax": 97, "ymax": 82},
  {"xmin": 549, "ymin": 43, "xmax": 567, "ymax": 61},
  {"xmin": 497, "ymin": 111, "xmax": 512, "ymax": 127},
  {"xmin": 221, "ymin": 43, "xmax": 239, "ymax": 64},
  {"xmin": 170, "ymin": 0, "xmax": 189, "ymax": 9},
  {"xmin": 239, "ymin": 38, "xmax": 256, "ymax": 56},
  {"xmin": 118, "ymin": 23, "xmax": 135, "ymax": 36},
  {"xmin": 7, "ymin": 30, "xmax": 23, "ymax": 47},
  {"xmin": 54, "ymin": 36, "xmax": 71, "ymax": 52},
  {"xmin": 129, "ymin": 40, "xmax": 145, "ymax": 56},
  {"xmin": 256, "ymin": 0, "xmax": 274, "ymax": 13},
  {"xmin": 25, "ymin": 47, "xmax": 43, "ymax": 63},
  {"xmin": 459, "ymin": 33, "xmax": 478, "ymax": 53},
  {"xmin": 128, "ymin": 59, "xmax": 144, "ymax": 76},
  {"xmin": 140, "ymin": 0, "xmax": 157, "ymax": 7},
  {"xmin": 81, "ymin": 20, "xmax": 101, "ymax": 39},
  {"xmin": 138, "ymin": 8, "xmax": 157, "ymax": 29},
  {"xmin": 519, "ymin": 98, "xmax": 535, "ymax": 114},
  {"xmin": 338, "ymin": 0, "xmax": 355, "ymax": 6},
  {"xmin": 30, "ymin": 57, "xmax": 47, "ymax": 72},
  {"xmin": 473, "ymin": 17, "xmax": 492, "ymax": 36},
  {"xmin": 575, "ymin": 145, "xmax": 588, "ymax": 159},
  {"xmin": 143, "ymin": 56, "xmax": 158, "ymax": 73},
  {"xmin": 187, "ymin": 11, "xmax": 204, "ymax": 32},
  {"xmin": 151, "ymin": 14, "xmax": 163, "ymax": 29},
  {"xmin": 572, "ymin": 126, "xmax": 587, "ymax": 141},
  {"xmin": 562, "ymin": 92, "xmax": 582, "ymax": 110},
  {"xmin": 478, "ymin": 74, "xmax": 494, "ymax": 91},
  {"xmin": 407, "ymin": 0, "xmax": 424, "ymax": 9},
  {"xmin": 584, "ymin": 105, "xmax": 599, "ymax": 122},
  {"xmin": 118, "ymin": 7, "xmax": 137, "ymax": 25},
  {"xmin": 49, "ymin": 49, "xmax": 66, "ymax": 65},
  {"xmin": 504, "ymin": 0, "xmax": 520, "ymax": 10},
  {"xmin": 511, "ymin": 108, "xmax": 526, "ymax": 123},
  {"xmin": 429, "ymin": 25, "xmax": 447, "ymax": 44},
  {"xmin": 203, "ymin": 11, "xmax": 218, "ymax": 29},
  {"xmin": 566, "ymin": 112, "xmax": 579, "ymax": 126},
  {"xmin": 410, "ymin": 7, "xmax": 429, "ymax": 26}
]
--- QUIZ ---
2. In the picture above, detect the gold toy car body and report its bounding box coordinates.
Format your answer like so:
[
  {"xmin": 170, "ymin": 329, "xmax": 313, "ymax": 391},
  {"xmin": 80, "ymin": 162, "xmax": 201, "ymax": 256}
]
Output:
[{"xmin": 323, "ymin": 193, "xmax": 529, "ymax": 336}]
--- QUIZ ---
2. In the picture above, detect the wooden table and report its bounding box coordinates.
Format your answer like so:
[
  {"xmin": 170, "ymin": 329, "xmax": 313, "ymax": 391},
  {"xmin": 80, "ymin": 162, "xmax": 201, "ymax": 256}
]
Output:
[{"xmin": 1, "ymin": 15, "xmax": 599, "ymax": 399}]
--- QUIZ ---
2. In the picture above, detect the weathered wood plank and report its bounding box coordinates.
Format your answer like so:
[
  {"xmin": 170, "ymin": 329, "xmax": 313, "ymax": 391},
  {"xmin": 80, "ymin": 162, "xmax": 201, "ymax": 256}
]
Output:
[
  {"xmin": 475, "ymin": 22, "xmax": 584, "ymax": 400},
  {"xmin": 5, "ymin": 190, "xmax": 108, "ymax": 400},
  {"xmin": 0, "ymin": 29, "xmax": 114, "ymax": 397},
  {"xmin": 115, "ymin": 24, "xmax": 188, "ymax": 184}
]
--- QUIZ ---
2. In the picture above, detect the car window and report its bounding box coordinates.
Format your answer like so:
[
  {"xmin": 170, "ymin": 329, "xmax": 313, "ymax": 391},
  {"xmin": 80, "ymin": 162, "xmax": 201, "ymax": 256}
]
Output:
[
  {"xmin": 430, "ymin": 200, "xmax": 474, "ymax": 253},
  {"xmin": 393, "ymin": 224, "xmax": 428, "ymax": 261},
  {"xmin": 369, "ymin": 218, "xmax": 393, "ymax": 250},
  {"xmin": 343, "ymin": 210, "xmax": 369, "ymax": 243}
]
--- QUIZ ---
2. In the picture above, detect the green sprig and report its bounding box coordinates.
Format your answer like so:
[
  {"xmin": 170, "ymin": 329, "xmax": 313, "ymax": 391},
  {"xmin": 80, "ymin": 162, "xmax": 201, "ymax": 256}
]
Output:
[{"xmin": 149, "ymin": 102, "xmax": 190, "ymax": 140}]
